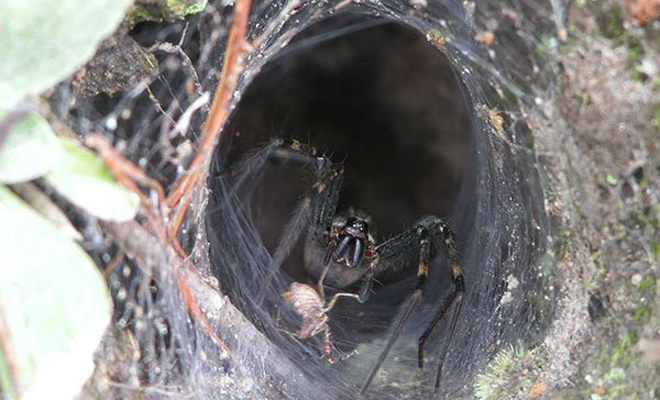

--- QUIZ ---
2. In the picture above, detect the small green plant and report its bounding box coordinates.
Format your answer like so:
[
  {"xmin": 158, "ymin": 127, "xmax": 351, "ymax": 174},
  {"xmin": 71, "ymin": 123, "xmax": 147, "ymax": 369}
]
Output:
[
  {"xmin": 652, "ymin": 244, "xmax": 660, "ymax": 262},
  {"xmin": 583, "ymin": 330, "xmax": 645, "ymax": 399},
  {"xmin": 474, "ymin": 345, "xmax": 546, "ymax": 399},
  {"xmin": 638, "ymin": 277, "xmax": 656, "ymax": 291},
  {"xmin": 554, "ymin": 228, "xmax": 572, "ymax": 261},
  {"xmin": 597, "ymin": 7, "xmax": 625, "ymax": 40},
  {"xmin": 651, "ymin": 104, "xmax": 660, "ymax": 130},
  {"xmin": 634, "ymin": 304, "xmax": 650, "ymax": 321},
  {"xmin": 611, "ymin": 331, "xmax": 637, "ymax": 367}
]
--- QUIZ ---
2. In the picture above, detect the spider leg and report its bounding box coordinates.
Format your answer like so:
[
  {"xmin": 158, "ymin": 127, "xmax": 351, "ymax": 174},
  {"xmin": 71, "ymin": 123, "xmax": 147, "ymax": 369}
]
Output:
[
  {"xmin": 223, "ymin": 139, "xmax": 343, "ymax": 303},
  {"xmin": 318, "ymin": 261, "xmax": 332, "ymax": 299},
  {"xmin": 268, "ymin": 161, "xmax": 342, "ymax": 280},
  {"xmin": 417, "ymin": 222, "xmax": 465, "ymax": 392},
  {"xmin": 220, "ymin": 138, "xmax": 320, "ymax": 195},
  {"xmin": 357, "ymin": 256, "xmax": 378, "ymax": 302},
  {"xmin": 360, "ymin": 217, "xmax": 465, "ymax": 393},
  {"xmin": 360, "ymin": 221, "xmax": 434, "ymax": 393}
]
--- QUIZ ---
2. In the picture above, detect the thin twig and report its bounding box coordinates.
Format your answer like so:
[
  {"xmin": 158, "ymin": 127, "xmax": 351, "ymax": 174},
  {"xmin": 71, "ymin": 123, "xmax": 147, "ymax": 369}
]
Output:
[
  {"xmin": 148, "ymin": 42, "xmax": 208, "ymax": 110},
  {"xmin": 146, "ymin": 85, "xmax": 178, "ymax": 127},
  {"xmin": 166, "ymin": 0, "xmax": 253, "ymax": 212},
  {"xmin": 168, "ymin": 92, "xmax": 210, "ymax": 139},
  {"xmin": 88, "ymin": 134, "xmax": 228, "ymax": 354},
  {"xmin": 103, "ymin": 251, "xmax": 125, "ymax": 279},
  {"xmin": 86, "ymin": 134, "xmax": 169, "ymax": 244}
]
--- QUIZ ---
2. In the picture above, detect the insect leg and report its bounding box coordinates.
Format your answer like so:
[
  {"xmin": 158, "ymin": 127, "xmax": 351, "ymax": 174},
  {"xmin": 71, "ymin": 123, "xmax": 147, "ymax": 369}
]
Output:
[
  {"xmin": 323, "ymin": 327, "xmax": 358, "ymax": 364},
  {"xmin": 323, "ymin": 292, "xmax": 360, "ymax": 313}
]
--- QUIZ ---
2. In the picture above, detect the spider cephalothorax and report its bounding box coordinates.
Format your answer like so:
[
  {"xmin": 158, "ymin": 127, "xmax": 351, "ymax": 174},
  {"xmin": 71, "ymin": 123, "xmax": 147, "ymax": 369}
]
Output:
[
  {"xmin": 225, "ymin": 138, "xmax": 465, "ymax": 393},
  {"xmin": 325, "ymin": 213, "xmax": 377, "ymax": 269}
]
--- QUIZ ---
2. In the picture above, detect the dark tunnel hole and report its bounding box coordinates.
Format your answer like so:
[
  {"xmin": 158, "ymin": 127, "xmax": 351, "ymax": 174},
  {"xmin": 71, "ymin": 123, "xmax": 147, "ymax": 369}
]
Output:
[
  {"xmin": 206, "ymin": 15, "xmax": 486, "ymax": 396},
  {"xmin": 215, "ymin": 15, "xmax": 474, "ymax": 283}
]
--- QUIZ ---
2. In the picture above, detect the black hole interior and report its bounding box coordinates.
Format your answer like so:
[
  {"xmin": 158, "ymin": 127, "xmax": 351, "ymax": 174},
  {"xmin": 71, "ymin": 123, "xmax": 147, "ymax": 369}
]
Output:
[{"xmin": 217, "ymin": 16, "xmax": 473, "ymax": 282}]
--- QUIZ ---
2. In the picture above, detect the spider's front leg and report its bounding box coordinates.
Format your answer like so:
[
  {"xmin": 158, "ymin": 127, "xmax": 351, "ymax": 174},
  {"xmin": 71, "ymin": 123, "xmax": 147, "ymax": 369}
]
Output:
[
  {"xmin": 222, "ymin": 138, "xmax": 344, "ymax": 302},
  {"xmin": 360, "ymin": 217, "xmax": 465, "ymax": 393},
  {"xmin": 219, "ymin": 138, "xmax": 326, "ymax": 194}
]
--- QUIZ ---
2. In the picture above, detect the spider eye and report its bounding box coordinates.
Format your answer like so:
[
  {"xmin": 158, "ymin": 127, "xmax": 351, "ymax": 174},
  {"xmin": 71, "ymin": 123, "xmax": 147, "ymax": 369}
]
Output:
[{"xmin": 346, "ymin": 217, "xmax": 368, "ymax": 234}]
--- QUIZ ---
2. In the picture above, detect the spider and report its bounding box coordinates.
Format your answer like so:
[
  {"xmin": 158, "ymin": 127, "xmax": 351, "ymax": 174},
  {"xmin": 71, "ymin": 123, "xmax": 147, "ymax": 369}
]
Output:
[{"xmin": 223, "ymin": 138, "xmax": 465, "ymax": 393}]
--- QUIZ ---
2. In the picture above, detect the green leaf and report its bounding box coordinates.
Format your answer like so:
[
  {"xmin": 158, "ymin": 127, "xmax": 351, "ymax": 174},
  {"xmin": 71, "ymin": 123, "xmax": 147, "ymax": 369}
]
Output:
[
  {"xmin": 0, "ymin": 0, "xmax": 133, "ymax": 109},
  {"xmin": 45, "ymin": 137, "xmax": 139, "ymax": 222},
  {"xmin": 12, "ymin": 182, "xmax": 83, "ymax": 240},
  {"xmin": 0, "ymin": 111, "xmax": 62, "ymax": 184},
  {"xmin": 0, "ymin": 186, "xmax": 111, "ymax": 397}
]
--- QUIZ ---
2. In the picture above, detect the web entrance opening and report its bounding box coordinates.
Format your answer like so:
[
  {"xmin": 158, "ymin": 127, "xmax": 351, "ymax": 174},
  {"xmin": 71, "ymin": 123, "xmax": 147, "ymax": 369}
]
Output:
[{"xmin": 218, "ymin": 16, "xmax": 474, "ymax": 282}]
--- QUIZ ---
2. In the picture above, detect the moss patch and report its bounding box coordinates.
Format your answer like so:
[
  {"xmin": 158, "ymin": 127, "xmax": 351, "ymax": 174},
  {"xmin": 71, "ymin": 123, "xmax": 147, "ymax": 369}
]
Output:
[
  {"xmin": 474, "ymin": 345, "xmax": 548, "ymax": 399},
  {"xmin": 127, "ymin": 0, "xmax": 208, "ymax": 24}
]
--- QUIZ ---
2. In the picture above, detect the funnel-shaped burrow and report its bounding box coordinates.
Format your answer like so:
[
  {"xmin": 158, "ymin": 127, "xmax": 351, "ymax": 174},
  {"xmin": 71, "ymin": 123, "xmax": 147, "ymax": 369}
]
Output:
[{"xmin": 207, "ymin": 10, "xmax": 552, "ymax": 399}]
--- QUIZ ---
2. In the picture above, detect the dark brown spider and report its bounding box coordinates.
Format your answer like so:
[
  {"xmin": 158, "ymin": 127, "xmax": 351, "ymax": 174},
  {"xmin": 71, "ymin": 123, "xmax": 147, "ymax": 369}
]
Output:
[{"xmin": 224, "ymin": 138, "xmax": 465, "ymax": 393}]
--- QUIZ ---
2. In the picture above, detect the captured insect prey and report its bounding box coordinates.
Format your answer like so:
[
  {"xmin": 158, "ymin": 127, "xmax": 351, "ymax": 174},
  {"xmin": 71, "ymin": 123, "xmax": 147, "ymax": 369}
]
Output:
[
  {"xmin": 283, "ymin": 282, "xmax": 359, "ymax": 364},
  {"xmin": 220, "ymin": 138, "xmax": 465, "ymax": 393}
]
